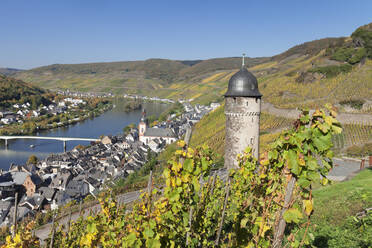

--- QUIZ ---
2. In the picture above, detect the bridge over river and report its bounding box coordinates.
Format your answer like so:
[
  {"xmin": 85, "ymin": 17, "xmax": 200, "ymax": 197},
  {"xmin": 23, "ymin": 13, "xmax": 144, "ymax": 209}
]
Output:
[{"xmin": 0, "ymin": 136, "xmax": 100, "ymax": 152}]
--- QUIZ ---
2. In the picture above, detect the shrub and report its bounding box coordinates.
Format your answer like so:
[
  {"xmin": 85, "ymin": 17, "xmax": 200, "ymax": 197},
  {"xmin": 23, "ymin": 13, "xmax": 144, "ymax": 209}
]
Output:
[
  {"xmin": 331, "ymin": 47, "xmax": 354, "ymax": 62},
  {"xmin": 348, "ymin": 48, "xmax": 367, "ymax": 64},
  {"xmin": 352, "ymin": 26, "xmax": 372, "ymax": 58},
  {"xmin": 308, "ymin": 64, "xmax": 352, "ymax": 78},
  {"xmin": 346, "ymin": 145, "xmax": 364, "ymax": 156},
  {"xmin": 339, "ymin": 99, "xmax": 365, "ymax": 110},
  {"xmin": 346, "ymin": 143, "xmax": 372, "ymax": 156}
]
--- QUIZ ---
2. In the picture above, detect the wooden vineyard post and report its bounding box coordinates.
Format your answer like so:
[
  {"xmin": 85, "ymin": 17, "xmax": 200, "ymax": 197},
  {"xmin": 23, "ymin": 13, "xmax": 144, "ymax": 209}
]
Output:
[
  {"xmin": 215, "ymin": 177, "xmax": 231, "ymax": 246},
  {"xmin": 67, "ymin": 208, "xmax": 72, "ymax": 233},
  {"xmin": 79, "ymin": 199, "xmax": 82, "ymax": 216},
  {"xmin": 182, "ymin": 128, "xmax": 193, "ymax": 246},
  {"xmin": 12, "ymin": 192, "xmax": 18, "ymax": 237},
  {"xmin": 360, "ymin": 159, "xmax": 365, "ymax": 169},
  {"xmin": 273, "ymin": 176, "xmax": 296, "ymax": 248},
  {"xmin": 49, "ymin": 214, "xmax": 56, "ymax": 248}
]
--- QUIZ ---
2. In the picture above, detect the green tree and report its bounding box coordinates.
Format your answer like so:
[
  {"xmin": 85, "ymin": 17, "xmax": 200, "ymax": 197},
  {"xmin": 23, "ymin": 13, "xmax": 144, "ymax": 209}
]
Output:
[
  {"xmin": 123, "ymin": 123, "xmax": 136, "ymax": 134},
  {"xmin": 27, "ymin": 155, "xmax": 38, "ymax": 165}
]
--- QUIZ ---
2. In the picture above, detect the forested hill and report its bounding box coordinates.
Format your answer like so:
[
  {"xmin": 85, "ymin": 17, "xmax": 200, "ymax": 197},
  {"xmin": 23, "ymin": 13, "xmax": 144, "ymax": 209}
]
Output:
[{"xmin": 0, "ymin": 74, "xmax": 49, "ymax": 108}]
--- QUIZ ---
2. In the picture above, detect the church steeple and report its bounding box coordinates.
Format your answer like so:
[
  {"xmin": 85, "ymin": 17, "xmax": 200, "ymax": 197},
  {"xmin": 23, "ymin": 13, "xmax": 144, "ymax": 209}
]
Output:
[
  {"xmin": 139, "ymin": 109, "xmax": 147, "ymax": 137},
  {"xmin": 140, "ymin": 109, "xmax": 146, "ymax": 123}
]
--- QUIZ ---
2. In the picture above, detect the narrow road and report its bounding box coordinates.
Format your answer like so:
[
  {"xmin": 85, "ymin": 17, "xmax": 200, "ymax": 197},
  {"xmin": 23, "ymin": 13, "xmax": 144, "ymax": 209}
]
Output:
[
  {"xmin": 262, "ymin": 102, "xmax": 372, "ymax": 124},
  {"xmin": 34, "ymin": 190, "xmax": 141, "ymax": 244}
]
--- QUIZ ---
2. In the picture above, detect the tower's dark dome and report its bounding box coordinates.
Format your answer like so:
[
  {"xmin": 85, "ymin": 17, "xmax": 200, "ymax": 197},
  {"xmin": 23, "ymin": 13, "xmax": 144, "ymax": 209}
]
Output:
[{"xmin": 224, "ymin": 67, "xmax": 262, "ymax": 97}]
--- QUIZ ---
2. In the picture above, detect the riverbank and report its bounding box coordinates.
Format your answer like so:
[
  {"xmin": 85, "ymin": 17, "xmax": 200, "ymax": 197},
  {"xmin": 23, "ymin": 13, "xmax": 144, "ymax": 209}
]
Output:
[{"xmin": 0, "ymin": 98, "xmax": 112, "ymax": 136}]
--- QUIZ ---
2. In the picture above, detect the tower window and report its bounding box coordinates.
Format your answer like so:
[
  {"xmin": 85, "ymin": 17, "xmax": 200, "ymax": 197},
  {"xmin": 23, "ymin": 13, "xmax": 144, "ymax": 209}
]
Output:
[
  {"xmin": 246, "ymin": 101, "xmax": 249, "ymax": 106},
  {"xmin": 233, "ymin": 97, "xmax": 236, "ymax": 104},
  {"xmin": 250, "ymin": 137, "xmax": 254, "ymax": 145}
]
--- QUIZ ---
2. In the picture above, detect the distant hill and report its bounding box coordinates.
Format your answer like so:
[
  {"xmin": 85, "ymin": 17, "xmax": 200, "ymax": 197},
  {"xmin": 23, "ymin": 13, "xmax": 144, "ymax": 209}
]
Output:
[
  {"xmin": 0, "ymin": 68, "xmax": 23, "ymax": 76},
  {"xmin": 14, "ymin": 57, "xmax": 268, "ymax": 104},
  {"xmin": 13, "ymin": 22, "xmax": 372, "ymax": 108}
]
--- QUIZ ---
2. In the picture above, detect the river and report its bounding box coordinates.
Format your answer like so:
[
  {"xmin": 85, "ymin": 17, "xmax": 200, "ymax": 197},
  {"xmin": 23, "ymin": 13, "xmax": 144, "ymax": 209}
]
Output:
[{"xmin": 0, "ymin": 100, "xmax": 169, "ymax": 170}]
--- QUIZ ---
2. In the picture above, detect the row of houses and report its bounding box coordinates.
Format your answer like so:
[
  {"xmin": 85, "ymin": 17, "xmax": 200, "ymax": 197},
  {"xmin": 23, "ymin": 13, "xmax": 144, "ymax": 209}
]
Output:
[
  {"xmin": 0, "ymin": 100, "xmax": 220, "ymax": 227},
  {"xmin": 123, "ymin": 94, "xmax": 175, "ymax": 103},
  {"xmin": 57, "ymin": 90, "xmax": 114, "ymax": 98},
  {"xmin": 0, "ymin": 98, "xmax": 87, "ymax": 126}
]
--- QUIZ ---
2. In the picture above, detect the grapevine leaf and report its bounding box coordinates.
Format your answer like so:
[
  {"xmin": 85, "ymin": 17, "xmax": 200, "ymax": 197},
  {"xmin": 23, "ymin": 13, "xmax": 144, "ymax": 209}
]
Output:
[
  {"xmin": 87, "ymin": 223, "xmax": 97, "ymax": 234},
  {"xmin": 287, "ymin": 150, "xmax": 300, "ymax": 175},
  {"xmin": 313, "ymin": 109, "xmax": 323, "ymax": 117},
  {"xmin": 313, "ymin": 133, "xmax": 332, "ymax": 152},
  {"xmin": 183, "ymin": 159, "xmax": 193, "ymax": 172},
  {"xmin": 143, "ymin": 227, "xmax": 154, "ymax": 238},
  {"xmin": 201, "ymin": 157, "xmax": 209, "ymax": 171},
  {"xmin": 268, "ymin": 150, "xmax": 278, "ymax": 160},
  {"xmin": 307, "ymin": 157, "xmax": 319, "ymax": 170},
  {"xmin": 332, "ymin": 125, "xmax": 343, "ymax": 134},
  {"xmin": 169, "ymin": 191, "xmax": 179, "ymax": 202},
  {"xmin": 146, "ymin": 238, "xmax": 161, "ymax": 248},
  {"xmin": 283, "ymin": 208, "xmax": 303, "ymax": 223},
  {"xmin": 300, "ymin": 114, "xmax": 310, "ymax": 124},
  {"xmin": 318, "ymin": 123, "xmax": 330, "ymax": 133},
  {"xmin": 303, "ymin": 200, "xmax": 313, "ymax": 216},
  {"xmin": 297, "ymin": 178, "xmax": 311, "ymax": 188},
  {"xmin": 241, "ymin": 217, "xmax": 249, "ymax": 228},
  {"xmin": 307, "ymin": 171, "xmax": 320, "ymax": 182},
  {"xmin": 324, "ymin": 116, "xmax": 336, "ymax": 126}
]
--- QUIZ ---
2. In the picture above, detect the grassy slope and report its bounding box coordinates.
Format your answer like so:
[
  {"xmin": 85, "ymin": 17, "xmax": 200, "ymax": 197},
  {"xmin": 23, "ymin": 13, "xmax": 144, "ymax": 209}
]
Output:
[
  {"xmin": 310, "ymin": 169, "xmax": 372, "ymax": 247},
  {"xmin": 313, "ymin": 168, "xmax": 372, "ymax": 225}
]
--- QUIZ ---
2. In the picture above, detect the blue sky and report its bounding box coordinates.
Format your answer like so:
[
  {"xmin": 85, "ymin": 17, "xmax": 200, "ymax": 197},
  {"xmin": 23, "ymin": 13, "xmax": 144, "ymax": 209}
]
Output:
[{"xmin": 1, "ymin": 0, "xmax": 371, "ymax": 69}]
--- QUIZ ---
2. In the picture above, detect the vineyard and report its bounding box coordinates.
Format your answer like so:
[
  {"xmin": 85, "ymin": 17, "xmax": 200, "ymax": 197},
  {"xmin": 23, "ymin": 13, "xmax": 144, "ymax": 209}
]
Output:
[
  {"xmin": 332, "ymin": 123, "xmax": 372, "ymax": 150},
  {"xmin": 4, "ymin": 108, "xmax": 344, "ymax": 247},
  {"xmin": 260, "ymin": 113, "xmax": 294, "ymax": 131}
]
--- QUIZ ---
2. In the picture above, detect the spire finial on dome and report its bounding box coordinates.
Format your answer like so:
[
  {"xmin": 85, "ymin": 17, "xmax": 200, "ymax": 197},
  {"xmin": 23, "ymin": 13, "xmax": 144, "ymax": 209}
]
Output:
[{"xmin": 242, "ymin": 53, "xmax": 246, "ymax": 67}]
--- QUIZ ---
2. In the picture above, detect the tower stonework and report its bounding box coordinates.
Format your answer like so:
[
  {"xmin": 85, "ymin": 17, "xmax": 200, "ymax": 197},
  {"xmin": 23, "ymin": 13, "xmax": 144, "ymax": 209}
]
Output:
[{"xmin": 224, "ymin": 64, "xmax": 262, "ymax": 169}]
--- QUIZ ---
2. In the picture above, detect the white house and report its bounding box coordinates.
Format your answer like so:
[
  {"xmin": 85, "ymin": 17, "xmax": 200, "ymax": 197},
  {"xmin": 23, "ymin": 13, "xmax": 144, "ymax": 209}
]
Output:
[
  {"xmin": 138, "ymin": 112, "xmax": 177, "ymax": 145},
  {"xmin": 1, "ymin": 117, "xmax": 15, "ymax": 124},
  {"xmin": 32, "ymin": 110, "xmax": 40, "ymax": 117}
]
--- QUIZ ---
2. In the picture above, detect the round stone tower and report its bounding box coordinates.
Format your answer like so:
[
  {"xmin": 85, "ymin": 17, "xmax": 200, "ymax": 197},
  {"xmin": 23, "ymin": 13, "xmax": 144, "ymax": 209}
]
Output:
[{"xmin": 224, "ymin": 56, "xmax": 262, "ymax": 169}]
